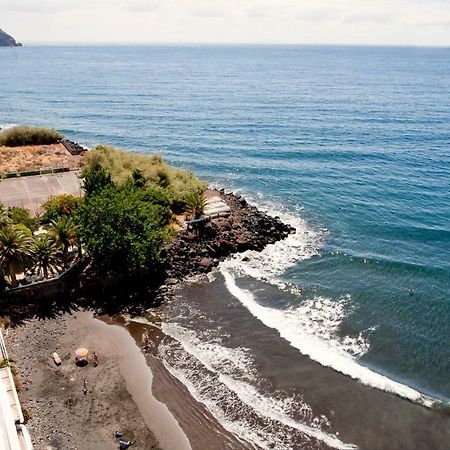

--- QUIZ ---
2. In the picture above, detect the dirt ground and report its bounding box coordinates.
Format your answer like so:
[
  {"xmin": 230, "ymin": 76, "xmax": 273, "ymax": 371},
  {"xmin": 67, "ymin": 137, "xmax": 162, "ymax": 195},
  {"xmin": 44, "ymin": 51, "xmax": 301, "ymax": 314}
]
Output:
[
  {"xmin": 5, "ymin": 312, "xmax": 161, "ymax": 450},
  {"xmin": 0, "ymin": 143, "xmax": 83, "ymax": 174}
]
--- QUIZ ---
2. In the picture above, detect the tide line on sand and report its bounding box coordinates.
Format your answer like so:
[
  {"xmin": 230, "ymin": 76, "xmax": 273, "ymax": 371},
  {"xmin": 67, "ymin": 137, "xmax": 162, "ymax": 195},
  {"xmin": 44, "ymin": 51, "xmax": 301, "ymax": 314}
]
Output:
[{"xmin": 78, "ymin": 312, "xmax": 192, "ymax": 450}]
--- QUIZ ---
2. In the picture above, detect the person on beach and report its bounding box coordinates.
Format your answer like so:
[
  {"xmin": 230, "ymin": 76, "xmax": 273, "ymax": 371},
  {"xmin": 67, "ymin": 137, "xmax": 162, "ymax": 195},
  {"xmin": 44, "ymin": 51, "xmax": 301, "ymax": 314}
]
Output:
[
  {"xmin": 83, "ymin": 379, "xmax": 88, "ymax": 395},
  {"xmin": 119, "ymin": 439, "xmax": 135, "ymax": 449},
  {"xmin": 93, "ymin": 352, "xmax": 99, "ymax": 367},
  {"xmin": 142, "ymin": 333, "xmax": 150, "ymax": 352}
]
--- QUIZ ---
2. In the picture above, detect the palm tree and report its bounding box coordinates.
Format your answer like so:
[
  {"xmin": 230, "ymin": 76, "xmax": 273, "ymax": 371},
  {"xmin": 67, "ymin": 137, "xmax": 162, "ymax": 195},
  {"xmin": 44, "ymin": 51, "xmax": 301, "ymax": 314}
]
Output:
[
  {"xmin": 33, "ymin": 235, "xmax": 62, "ymax": 279},
  {"xmin": 0, "ymin": 226, "xmax": 34, "ymax": 286},
  {"xmin": 185, "ymin": 191, "xmax": 207, "ymax": 219},
  {"xmin": 49, "ymin": 217, "xmax": 78, "ymax": 264},
  {"xmin": 0, "ymin": 204, "xmax": 11, "ymax": 229}
]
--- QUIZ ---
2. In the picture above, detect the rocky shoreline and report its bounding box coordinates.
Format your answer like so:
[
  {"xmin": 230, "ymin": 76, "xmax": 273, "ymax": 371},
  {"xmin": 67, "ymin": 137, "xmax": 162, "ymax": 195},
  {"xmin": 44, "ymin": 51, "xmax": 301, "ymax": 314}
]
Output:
[
  {"xmin": 162, "ymin": 189, "xmax": 295, "ymax": 283},
  {"xmin": 2, "ymin": 190, "xmax": 296, "ymax": 449},
  {"xmin": 1, "ymin": 188, "xmax": 294, "ymax": 314}
]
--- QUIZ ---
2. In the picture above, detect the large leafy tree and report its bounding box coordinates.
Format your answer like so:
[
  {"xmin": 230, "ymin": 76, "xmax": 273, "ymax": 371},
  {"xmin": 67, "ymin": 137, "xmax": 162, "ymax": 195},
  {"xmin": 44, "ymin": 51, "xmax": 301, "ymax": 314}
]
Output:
[
  {"xmin": 0, "ymin": 226, "xmax": 34, "ymax": 286},
  {"xmin": 33, "ymin": 235, "xmax": 62, "ymax": 279},
  {"xmin": 83, "ymin": 165, "xmax": 113, "ymax": 197},
  {"xmin": 78, "ymin": 184, "xmax": 169, "ymax": 275}
]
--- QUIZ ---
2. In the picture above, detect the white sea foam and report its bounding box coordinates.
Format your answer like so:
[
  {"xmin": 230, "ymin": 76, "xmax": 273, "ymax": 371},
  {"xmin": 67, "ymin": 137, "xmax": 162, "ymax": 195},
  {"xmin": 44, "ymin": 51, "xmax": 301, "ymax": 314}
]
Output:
[
  {"xmin": 220, "ymin": 192, "xmax": 323, "ymax": 283},
  {"xmin": 211, "ymin": 190, "xmax": 439, "ymax": 407},
  {"xmin": 0, "ymin": 123, "xmax": 18, "ymax": 131},
  {"xmin": 222, "ymin": 269, "xmax": 436, "ymax": 408},
  {"xmin": 161, "ymin": 322, "xmax": 356, "ymax": 449},
  {"xmin": 163, "ymin": 323, "xmax": 257, "ymax": 379}
]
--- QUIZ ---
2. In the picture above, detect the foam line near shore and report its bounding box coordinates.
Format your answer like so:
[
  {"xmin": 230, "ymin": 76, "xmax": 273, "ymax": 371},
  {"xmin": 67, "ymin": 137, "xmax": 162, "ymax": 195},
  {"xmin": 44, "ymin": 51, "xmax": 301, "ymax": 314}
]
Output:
[
  {"xmin": 160, "ymin": 322, "xmax": 356, "ymax": 450},
  {"xmin": 221, "ymin": 269, "xmax": 437, "ymax": 408}
]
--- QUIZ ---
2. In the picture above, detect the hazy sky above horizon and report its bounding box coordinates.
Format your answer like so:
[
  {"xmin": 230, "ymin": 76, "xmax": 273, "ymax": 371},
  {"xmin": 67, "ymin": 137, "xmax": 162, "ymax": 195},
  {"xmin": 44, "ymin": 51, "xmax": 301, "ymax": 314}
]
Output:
[{"xmin": 1, "ymin": 0, "xmax": 450, "ymax": 46}]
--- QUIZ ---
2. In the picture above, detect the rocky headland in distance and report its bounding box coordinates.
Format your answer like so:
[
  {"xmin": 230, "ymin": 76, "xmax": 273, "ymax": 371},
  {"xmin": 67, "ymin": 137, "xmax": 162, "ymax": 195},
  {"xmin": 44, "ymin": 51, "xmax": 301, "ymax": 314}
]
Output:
[{"xmin": 0, "ymin": 28, "xmax": 22, "ymax": 47}]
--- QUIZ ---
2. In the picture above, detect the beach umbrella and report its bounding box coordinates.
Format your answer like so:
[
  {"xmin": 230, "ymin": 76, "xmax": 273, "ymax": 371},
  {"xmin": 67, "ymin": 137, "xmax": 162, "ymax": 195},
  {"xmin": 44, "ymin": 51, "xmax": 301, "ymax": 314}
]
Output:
[{"xmin": 75, "ymin": 348, "xmax": 89, "ymax": 358}]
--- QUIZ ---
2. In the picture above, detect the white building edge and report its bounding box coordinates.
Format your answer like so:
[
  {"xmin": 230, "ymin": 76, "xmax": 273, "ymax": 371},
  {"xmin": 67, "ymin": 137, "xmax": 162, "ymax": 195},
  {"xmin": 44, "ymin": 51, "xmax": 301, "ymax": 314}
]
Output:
[{"xmin": 0, "ymin": 331, "xmax": 33, "ymax": 450}]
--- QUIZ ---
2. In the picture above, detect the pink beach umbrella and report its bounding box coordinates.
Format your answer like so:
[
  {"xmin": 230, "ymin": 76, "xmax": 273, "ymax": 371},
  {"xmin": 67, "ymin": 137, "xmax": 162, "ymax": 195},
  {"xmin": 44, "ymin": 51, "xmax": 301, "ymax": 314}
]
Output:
[{"xmin": 75, "ymin": 348, "xmax": 89, "ymax": 358}]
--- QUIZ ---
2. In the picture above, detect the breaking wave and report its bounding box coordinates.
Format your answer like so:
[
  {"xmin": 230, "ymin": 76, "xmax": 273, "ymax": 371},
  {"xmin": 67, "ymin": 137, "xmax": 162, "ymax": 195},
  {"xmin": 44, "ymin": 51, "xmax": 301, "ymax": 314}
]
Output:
[
  {"xmin": 221, "ymin": 269, "xmax": 436, "ymax": 408},
  {"xmin": 160, "ymin": 322, "xmax": 356, "ymax": 449},
  {"xmin": 213, "ymin": 191, "xmax": 439, "ymax": 407}
]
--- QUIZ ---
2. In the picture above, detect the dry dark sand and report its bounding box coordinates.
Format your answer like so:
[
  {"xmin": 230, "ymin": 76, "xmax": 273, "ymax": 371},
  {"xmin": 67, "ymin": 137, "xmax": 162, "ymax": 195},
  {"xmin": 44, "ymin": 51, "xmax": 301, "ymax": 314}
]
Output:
[{"xmin": 5, "ymin": 311, "xmax": 190, "ymax": 450}]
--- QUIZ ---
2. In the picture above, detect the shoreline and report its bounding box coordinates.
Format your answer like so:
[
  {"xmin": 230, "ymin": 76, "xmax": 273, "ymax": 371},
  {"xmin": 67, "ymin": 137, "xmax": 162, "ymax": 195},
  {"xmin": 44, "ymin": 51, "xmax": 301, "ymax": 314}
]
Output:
[
  {"xmin": 155, "ymin": 273, "xmax": 450, "ymax": 450},
  {"xmin": 4, "ymin": 307, "xmax": 258, "ymax": 450},
  {"xmin": 5, "ymin": 311, "xmax": 190, "ymax": 450},
  {"xmin": 2, "ymin": 190, "xmax": 297, "ymax": 449}
]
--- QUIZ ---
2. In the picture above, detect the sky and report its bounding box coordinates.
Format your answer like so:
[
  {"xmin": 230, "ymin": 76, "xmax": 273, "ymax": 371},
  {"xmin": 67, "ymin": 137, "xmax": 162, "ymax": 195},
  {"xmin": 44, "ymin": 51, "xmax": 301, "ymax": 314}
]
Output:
[{"xmin": 1, "ymin": 0, "xmax": 450, "ymax": 46}]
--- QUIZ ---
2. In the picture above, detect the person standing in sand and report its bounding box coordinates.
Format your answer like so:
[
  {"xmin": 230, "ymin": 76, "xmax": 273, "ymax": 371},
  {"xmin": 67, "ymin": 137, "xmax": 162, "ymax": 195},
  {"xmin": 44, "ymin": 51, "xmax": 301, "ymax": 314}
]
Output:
[{"xmin": 93, "ymin": 351, "xmax": 99, "ymax": 367}]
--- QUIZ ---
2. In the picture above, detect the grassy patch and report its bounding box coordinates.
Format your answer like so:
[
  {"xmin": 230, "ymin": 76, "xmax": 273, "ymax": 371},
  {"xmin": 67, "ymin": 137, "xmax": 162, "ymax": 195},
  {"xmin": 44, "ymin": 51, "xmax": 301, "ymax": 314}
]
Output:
[
  {"xmin": 0, "ymin": 126, "xmax": 63, "ymax": 147},
  {"xmin": 83, "ymin": 145, "xmax": 206, "ymax": 210}
]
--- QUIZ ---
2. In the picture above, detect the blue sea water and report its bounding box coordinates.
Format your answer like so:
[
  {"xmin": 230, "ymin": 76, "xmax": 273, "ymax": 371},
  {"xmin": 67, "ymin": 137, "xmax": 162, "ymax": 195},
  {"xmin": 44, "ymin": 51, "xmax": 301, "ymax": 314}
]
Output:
[{"xmin": 1, "ymin": 45, "xmax": 449, "ymax": 405}]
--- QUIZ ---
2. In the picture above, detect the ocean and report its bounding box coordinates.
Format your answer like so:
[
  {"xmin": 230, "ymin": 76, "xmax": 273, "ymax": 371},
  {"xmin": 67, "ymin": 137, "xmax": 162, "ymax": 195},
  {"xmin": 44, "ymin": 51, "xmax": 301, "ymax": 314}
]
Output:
[{"xmin": 1, "ymin": 45, "xmax": 450, "ymax": 449}]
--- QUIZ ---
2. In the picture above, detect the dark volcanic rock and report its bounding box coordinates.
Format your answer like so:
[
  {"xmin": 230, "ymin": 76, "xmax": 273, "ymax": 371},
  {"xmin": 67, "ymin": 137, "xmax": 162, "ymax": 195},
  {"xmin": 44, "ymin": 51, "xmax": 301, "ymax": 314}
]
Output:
[
  {"xmin": 0, "ymin": 28, "xmax": 22, "ymax": 47},
  {"xmin": 163, "ymin": 190, "xmax": 295, "ymax": 280},
  {"xmin": 197, "ymin": 257, "xmax": 214, "ymax": 270}
]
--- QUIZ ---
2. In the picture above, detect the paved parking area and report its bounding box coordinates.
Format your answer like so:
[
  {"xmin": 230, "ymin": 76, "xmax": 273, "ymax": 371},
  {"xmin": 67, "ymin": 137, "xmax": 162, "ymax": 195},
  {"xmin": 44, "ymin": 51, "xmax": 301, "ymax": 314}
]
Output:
[{"xmin": 0, "ymin": 171, "xmax": 83, "ymax": 215}]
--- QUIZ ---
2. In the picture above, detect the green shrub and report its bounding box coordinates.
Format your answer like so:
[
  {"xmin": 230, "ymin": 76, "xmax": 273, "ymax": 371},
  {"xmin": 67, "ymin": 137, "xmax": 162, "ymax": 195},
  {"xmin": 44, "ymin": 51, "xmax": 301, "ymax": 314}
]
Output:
[
  {"xmin": 0, "ymin": 126, "xmax": 63, "ymax": 147},
  {"xmin": 185, "ymin": 190, "xmax": 207, "ymax": 219},
  {"xmin": 12, "ymin": 224, "xmax": 33, "ymax": 237},
  {"xmin": 82, "ymin": 145, "xmax": 206, "ymax": 211},
  {"xmin": 8, "ymin": 207, "xmax": 39, "ymax": 232},
  {"xmin": 42, "ymin": 195, "xmax": 83, "ymax": 223}
]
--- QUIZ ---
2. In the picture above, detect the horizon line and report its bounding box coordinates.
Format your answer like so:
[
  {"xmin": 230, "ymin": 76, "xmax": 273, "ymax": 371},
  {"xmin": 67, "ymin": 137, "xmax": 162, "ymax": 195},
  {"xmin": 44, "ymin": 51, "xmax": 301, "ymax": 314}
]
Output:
[{"xmin": 13, "ymin": 41, "xmax": 450, "ymax": 49}]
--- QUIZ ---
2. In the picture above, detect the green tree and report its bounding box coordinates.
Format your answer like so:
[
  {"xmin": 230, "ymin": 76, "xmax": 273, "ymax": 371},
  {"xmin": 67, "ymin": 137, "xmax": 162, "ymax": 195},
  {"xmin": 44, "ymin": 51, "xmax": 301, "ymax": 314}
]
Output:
[
  {"xmin": 48, "ymin": 217, "xmax": 78, "ymax": 264},
  {"xmin": 0, "ymin": 226, "xmax": 33, "ymax": 286},
  {"xmin": 41, "ymin": 195, "xmax": 83, "ymax": 223},
  {"xmin": 82, "ymin": 166, "xmax": 113, "ymax": 197},
  {"xmin": 78, "ymin": 185, "xmax": 168, "ymax": 275},
  {"xmin": 33, "ymin": 235, "xmax": 62, "ymax": 279},
  {"xmin": 8, "ymin": 207, "xmax": 39, "ymax": 232}
]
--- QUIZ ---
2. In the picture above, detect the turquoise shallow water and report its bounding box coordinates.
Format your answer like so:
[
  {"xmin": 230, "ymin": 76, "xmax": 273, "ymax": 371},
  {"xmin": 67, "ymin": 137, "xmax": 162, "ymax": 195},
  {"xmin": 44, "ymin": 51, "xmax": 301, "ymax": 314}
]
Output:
[{"xmin": 1, "ymin": 45, "xmax": 449, "ymax": 401}]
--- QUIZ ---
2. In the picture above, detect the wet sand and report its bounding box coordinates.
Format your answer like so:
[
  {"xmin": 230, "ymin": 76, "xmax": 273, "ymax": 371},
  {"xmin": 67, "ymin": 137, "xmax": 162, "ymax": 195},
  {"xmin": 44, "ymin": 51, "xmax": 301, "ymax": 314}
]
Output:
[
  {"xmin": 5, "ymin": 311, "xmax": 188, "ymax": 450},
  {"xmin": 161, "ymin": 275, "xmax": 450, "ymax": 450},
  {"xmin": 115, "ymin": 315, "xmax": 254, "ymax": 450}
]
